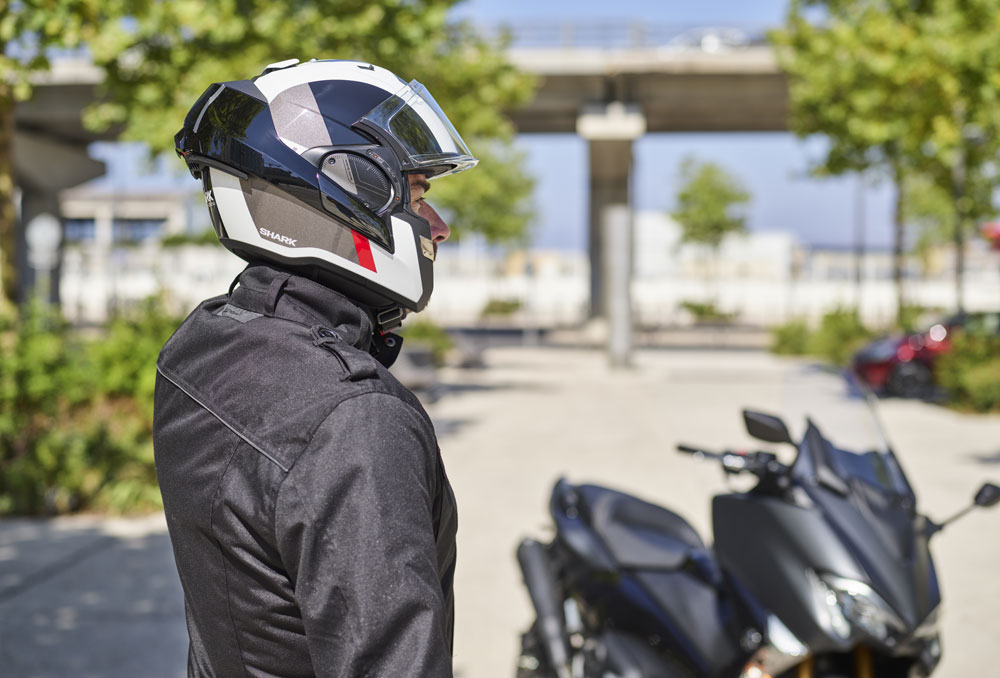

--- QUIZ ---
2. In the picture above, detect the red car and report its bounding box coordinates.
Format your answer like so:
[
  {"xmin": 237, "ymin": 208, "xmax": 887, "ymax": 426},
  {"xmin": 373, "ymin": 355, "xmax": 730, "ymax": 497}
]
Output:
[{"xmin": 852, "ymin": 312, "xmax": 1000, "ymax": 397}]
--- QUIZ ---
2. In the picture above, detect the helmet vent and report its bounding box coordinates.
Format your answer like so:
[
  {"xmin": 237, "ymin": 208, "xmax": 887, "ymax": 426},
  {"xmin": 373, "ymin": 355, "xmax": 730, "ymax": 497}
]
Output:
[{"xmin": 321, "ymin": 152, "xmax": 394, "ymax": 215}]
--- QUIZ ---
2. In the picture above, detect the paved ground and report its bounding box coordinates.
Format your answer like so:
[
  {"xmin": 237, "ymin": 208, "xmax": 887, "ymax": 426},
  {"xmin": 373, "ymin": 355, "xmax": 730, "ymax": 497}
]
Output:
[{"xmin": 1, "ymin": 345, "xmax": 998, "ymax": 677}]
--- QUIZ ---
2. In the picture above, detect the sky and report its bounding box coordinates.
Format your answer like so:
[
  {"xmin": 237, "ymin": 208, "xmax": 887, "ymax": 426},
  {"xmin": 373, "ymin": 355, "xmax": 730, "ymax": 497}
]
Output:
[{"xmin": 451, "ymin": 0, "xmax": 898, "ymax": 251}]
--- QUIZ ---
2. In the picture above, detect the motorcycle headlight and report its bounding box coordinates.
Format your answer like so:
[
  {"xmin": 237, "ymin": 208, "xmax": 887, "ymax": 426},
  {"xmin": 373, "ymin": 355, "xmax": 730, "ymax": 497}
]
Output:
[{"xmin": 814, "ymin": 573, "xmax": 907, "ymax": 645}]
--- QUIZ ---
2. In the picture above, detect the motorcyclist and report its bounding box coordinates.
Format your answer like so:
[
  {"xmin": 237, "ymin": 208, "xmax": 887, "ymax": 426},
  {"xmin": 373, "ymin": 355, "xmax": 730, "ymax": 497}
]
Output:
[{"xmin": 154, "ymin": 59, "xmax": 477, "ymax": 677}]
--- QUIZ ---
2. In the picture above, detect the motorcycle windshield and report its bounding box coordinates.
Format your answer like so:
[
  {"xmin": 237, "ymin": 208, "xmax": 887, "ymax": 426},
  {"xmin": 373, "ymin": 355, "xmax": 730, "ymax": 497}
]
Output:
[
  {"xmin": 780, "ymin": 366, "xmax": 913, "ymax": 500},
  {"xmin": 779, "ymin": 366, "xmax": 937, "ymax": 629}
]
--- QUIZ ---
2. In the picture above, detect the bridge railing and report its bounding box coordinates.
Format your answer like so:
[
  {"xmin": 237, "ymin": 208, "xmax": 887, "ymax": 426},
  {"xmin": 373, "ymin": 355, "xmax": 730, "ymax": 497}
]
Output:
[{"xmin": 478, "ymin": 21, "xmax": 773, "ymax": 50}]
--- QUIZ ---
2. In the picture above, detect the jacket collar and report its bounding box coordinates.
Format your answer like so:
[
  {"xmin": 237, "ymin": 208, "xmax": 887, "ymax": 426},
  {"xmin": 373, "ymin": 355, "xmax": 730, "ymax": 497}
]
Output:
[{"xmin": 229, "ymin": 265, "xmax": 374, "ymax": 352}]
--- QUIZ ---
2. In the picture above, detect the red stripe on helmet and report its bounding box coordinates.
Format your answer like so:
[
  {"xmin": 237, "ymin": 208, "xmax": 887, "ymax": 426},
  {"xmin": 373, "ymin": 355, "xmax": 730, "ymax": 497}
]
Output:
[{"xmin": 352, "ymin": 231, "xmax": 377, "ymax": 272}]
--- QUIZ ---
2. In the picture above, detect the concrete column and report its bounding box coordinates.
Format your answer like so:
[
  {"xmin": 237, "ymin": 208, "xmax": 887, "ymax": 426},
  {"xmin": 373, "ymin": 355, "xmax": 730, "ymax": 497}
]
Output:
[
  {"xmin": 587, "ymin": 139, "xmax": 632, "ymax": 318},
  {"xmin": 577, "ymin": 102, "xmax": 645, "ymax": 318},
  {"xmin": 604, "ymin": 205, "xmax": 633, "ymax": 368}
]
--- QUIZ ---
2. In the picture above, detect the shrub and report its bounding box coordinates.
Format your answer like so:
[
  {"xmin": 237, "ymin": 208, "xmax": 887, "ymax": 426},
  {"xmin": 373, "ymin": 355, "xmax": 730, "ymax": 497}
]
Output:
[
  {"xmin": 680, "ymin": 300, "xmax": 735, "ymax": 324},
  {"xmin": 161, "ymin": 229, "xmax": 220, "ymax": 248},
  {"xmin": 770, "ymin": 319, "xmax": 810, "ymax": 355},
  {"xmin": 0, "ymin": 299, "xmax": 180, "ymax": 515},
  {"xmin": 806, "ymin": 308, "xmax": 874, "ymax": 367},
  {"xmin": 400, "ymin": 319, "xmax": 454, "ymax": 366},
  {"xmin": 937, "ymin": 331, "xmax": 1000, "ymax": 412},
  {"xmin": 480, "ymin": 297, "xmax": 522, "ymax": 318},
  {"xmin": 898, "ymin": 304, "xmax": 937, "ymax": 333}
]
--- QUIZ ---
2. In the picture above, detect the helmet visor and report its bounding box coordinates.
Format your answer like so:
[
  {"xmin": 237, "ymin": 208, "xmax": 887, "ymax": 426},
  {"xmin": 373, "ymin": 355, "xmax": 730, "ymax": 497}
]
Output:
[{"xmin": 358, "ymin": 80, "xmax": 478, "ymax": 178}]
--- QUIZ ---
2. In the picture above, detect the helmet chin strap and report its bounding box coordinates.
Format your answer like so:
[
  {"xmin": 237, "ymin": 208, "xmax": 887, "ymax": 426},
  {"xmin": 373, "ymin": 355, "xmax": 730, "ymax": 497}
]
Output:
[
  {"xmin": 368, "ymin": 306, "xmax": 406, "ymax": 368},
  {"xmin": 375, "ymin": 306, "xmax": 406, "ymax": 334}
]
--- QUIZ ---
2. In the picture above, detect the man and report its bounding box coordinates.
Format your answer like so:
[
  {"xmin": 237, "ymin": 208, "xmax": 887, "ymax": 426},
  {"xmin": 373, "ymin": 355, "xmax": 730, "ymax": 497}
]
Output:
[{"xmin": 154, "ymin": 59, "xmax": 477, "ymax": 677}]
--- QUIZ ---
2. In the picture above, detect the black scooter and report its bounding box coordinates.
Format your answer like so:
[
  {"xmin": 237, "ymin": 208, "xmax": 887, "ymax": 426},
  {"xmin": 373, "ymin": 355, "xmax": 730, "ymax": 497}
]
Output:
[{"xmin": 515, "ymin": 385, "xmax": 999, "ymax": 678}]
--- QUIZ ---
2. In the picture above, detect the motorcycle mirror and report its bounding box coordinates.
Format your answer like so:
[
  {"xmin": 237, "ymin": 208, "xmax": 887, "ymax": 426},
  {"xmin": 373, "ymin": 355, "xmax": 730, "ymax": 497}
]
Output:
[
  {"xmin": 974, "ymin": 482, "xmax": 1000, "ymax": 508},
  {"xmin": 930, "ymin": 481, "xmax": 1000, "ymax": 536},
  {"xmin": 742, "ymin": 409, "xmax": 794, "ymax": 445}
]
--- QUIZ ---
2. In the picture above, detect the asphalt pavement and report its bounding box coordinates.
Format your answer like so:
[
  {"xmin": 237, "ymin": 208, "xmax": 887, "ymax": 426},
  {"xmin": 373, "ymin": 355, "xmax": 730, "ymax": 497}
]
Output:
[{"xmin": 1, "ymin": 345, "xmax": 998, "ymax": 678}]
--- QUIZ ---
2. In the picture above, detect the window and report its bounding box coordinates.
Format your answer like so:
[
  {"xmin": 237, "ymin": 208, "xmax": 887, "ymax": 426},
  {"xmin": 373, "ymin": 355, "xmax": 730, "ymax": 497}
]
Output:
[
  {"xmin": 65, "ymin": 219, "xmax": 96, "ymax": 242},
  {"xmin": 113, "ymin": 218, "xmax": 164, "ymax": 242}
]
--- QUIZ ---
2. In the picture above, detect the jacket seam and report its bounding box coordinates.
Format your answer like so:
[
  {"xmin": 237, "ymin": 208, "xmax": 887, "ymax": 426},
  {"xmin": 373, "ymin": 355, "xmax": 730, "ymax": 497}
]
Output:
[
  {"xmin": 156, "ymin": 363, "xmax": 290, "ymax": 472},
  {"xmin": 208, "ymin": 439, "xmax": 253, "ymax": 678}
]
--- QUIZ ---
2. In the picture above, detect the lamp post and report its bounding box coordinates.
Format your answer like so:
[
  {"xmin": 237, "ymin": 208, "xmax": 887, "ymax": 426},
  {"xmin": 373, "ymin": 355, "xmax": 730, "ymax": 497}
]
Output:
[{"xmin": 25, "ymin": 213, "xmax": 61, "ymax": 303}]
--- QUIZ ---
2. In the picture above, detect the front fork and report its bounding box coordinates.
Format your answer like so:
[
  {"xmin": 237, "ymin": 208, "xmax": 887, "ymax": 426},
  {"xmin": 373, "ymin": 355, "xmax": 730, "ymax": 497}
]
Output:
[{"xmin": 791, "ymin": 646, "xmax": 874, "ymax": 678}]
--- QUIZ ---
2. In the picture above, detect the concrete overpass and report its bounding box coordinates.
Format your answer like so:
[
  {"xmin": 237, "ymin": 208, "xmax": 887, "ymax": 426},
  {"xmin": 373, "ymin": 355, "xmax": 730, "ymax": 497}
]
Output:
[
  {"xmin": 14, "ymin": 57, "xmax": 110, "ymax": 301},
  {"xmin": 15, "ymin": 38, "xmax": 788, "ymax": 309},
  {"xmin": 506, "ymin": 44, "xmax": 787, "ymax": 314}
]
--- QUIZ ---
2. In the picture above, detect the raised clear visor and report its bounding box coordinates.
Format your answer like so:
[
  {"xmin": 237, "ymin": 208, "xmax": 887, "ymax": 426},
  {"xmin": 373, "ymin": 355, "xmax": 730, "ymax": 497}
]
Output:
[{"xmin": 358, "ymin": 80, "xmax": 478, "ymax": 178}]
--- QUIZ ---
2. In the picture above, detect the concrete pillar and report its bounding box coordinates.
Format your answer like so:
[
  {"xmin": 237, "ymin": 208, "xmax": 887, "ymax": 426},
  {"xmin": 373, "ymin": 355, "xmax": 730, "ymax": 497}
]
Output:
[
  {"xmin": 577, "ymin": 102, "xmax": 645, "ymax": 318},
  {"xmin": 587, "ymin": 139, "xmax": 632, "ymax": 318},
  {"xmin": 604, "ymin": 205, "xmax": 633, "ymax": 368}
]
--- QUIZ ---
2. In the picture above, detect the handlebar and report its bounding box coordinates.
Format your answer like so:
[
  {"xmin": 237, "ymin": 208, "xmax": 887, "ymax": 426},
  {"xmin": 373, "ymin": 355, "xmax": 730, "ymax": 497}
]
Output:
[
  {"xmin": 676, "ymin": 443, "xmax": 788, "ymax": 479},
  {"xmin": 676, "ymin": 443, "xmax": 718, "ymax": 458}
]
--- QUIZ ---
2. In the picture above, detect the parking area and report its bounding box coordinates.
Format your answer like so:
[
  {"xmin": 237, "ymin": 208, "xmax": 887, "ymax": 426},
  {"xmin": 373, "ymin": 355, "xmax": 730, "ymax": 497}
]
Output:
[{"xmin": 1, "ymin": 345, "xmax": 998, "ymax": 678}]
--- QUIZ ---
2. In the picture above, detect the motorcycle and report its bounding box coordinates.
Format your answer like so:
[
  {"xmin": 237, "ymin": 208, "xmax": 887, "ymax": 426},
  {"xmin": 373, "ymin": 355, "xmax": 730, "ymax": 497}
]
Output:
[{"xmin": 515, "ymin": 368, "xmax": 999, "ymax": 678}]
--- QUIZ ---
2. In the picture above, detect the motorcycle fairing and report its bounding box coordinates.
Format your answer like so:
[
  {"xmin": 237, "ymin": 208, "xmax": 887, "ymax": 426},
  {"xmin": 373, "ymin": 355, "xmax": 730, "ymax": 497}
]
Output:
[
  {"xmin": 714, "ymin": 419, "xmax": 941, "ymax": 654},
  {"xmin": 792, "ymin": 421, "xmax": 941, "ymax": 631},
  {"xmin": 713, "ymin": 493, "xmax": 864, "ymax": 652}
]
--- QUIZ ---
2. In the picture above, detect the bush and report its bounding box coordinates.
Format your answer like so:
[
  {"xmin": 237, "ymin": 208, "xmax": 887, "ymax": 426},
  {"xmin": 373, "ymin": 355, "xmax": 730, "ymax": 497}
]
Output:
[
  {"xmin": 806, "ymin": 308, "xmax": 874, "ymax": 367},
  {"xmin": 898, "ymin": 304, "xmax": 936, "ymax": 334},
  {"xmin": 480, "ymin": 297, "xmax": 522, "ymax": 318},
  {"xmin": 161, "ymin": 229, "xmax": 220, "ymax": 248},
  {"xmin": 769, "ymin": 309, "xmax": 873, "ymax": 366},
  {"xmin": 770, "ymin": 319, "xmax": 810, "ymax": 355},
  {"xmin": 400, "ymin": 319, "xmax": 454, "ymax": 366},
  {"xmin": 680, "ymin": 300, "xmax": 735, "ymax": 324},
  {"xmin": 0, "ymin": 299, "xmax": 180, "ymax": 515},
  {"xmin": 937, "ymin": 332, "xmax": 1000, "ymax": 412}
]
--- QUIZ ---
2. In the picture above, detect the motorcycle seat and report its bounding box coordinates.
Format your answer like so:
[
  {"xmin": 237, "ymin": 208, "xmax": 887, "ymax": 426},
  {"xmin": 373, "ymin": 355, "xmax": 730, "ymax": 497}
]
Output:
[{"xmin": 577, "ymin": 484, "xmax": 708, "ymax": 572}]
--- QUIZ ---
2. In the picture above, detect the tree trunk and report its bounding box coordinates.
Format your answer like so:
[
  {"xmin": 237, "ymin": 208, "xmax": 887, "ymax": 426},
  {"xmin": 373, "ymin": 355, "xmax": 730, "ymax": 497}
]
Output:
[
  {"xmin": 953, "ymin": 215, "xmax": 966, "ymax": 314},
  {"xmin": 892, "ymin": 165, "xmax": 905, "ymax": 327},
  {"xmin": 951, "ymin": 145, "xmax": 968, "ymax": 315},
  {"xmin": 0, "ymin": 91, "xmax": 17, "ymax": 306}
]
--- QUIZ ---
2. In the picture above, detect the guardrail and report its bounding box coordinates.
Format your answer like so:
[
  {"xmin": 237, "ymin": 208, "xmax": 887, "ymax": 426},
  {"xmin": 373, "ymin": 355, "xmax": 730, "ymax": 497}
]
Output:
[{"xmin": 478, "ymin": 21, "xmax": 773, "ymax": 50}]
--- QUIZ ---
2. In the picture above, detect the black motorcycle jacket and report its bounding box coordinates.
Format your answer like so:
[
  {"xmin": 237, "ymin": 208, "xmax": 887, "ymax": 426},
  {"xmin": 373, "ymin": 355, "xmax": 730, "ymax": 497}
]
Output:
[{"xmin": 153, "ymin": 264, "xmax": 458, "ymax": 678}]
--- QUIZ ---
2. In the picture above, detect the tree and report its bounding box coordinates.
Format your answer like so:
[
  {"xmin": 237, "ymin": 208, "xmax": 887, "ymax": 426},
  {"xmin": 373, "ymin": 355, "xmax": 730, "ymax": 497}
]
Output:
[
  {"xmin": 82, "ymin": 0, "xmax": 537, "ymax": 244},
  {"xmin": 772, "ymin": 0, "xmax": 1000, "ymax": 320},
  {"xmin": 672, "ymin": 157, "xmax": 750, "ymax": 249},
  {"xmin": 0, "ymin": 0, "xmax": 113, "ymax": 304},
  {"xmin": 902, "ymin": 172, "xmax": 954, "ymax": 277},
  {"xmin": 671, "ymin": 157, "xmax": 750, "ymax": 302},
  {"xmin": 429, "ymin": 142, "xmax": 535, "ymax": 244}
]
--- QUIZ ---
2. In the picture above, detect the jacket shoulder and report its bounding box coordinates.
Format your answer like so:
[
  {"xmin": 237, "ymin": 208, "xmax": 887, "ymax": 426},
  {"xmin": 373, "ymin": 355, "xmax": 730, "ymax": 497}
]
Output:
[{"xmin": 155, "ymin": 302, "xmax": 423, "ymax": 472}]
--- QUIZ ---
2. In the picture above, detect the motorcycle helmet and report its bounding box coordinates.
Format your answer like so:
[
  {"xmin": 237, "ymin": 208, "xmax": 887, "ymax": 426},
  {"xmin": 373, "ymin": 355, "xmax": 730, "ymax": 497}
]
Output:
[{"xmin": 174, "ymin": 58, "xmax": 478, "ymax": 330}]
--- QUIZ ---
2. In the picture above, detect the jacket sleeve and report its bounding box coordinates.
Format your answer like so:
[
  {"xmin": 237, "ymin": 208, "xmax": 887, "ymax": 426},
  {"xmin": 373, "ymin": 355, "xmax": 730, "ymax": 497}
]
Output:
[{"xmin": 275, "ymin": 391, "xmax": 452, "ymax": 678}]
